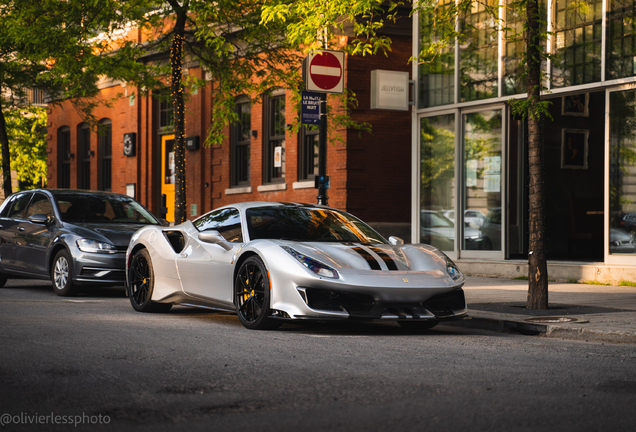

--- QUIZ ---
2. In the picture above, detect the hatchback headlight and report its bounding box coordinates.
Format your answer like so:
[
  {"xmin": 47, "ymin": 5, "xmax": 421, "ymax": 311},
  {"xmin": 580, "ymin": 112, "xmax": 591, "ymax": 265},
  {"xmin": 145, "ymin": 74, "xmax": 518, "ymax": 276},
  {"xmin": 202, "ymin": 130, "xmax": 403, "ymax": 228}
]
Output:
[
  {"xmin": 77, "ymin": 239, "xmax": 117, "ymax": 254},
  {"xmin": 281, "ymin": 246, "xmax": 339, "ymax": 279}
]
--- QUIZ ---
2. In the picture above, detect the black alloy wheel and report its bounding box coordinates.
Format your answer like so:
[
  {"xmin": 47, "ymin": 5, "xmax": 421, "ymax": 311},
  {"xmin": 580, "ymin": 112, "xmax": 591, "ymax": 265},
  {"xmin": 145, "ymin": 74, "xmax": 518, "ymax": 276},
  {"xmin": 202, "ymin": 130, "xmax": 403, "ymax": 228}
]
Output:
[
  {"xmin": 234, "ymin": 256, "xmax": 281, "ymax": 330},
  {"xmin": 51, "ymin": 249, "xmax": 79, "ymax": 296},
  {"xmin": 128, "ymin": 248, "xmax": 172, "ymax": 313}
]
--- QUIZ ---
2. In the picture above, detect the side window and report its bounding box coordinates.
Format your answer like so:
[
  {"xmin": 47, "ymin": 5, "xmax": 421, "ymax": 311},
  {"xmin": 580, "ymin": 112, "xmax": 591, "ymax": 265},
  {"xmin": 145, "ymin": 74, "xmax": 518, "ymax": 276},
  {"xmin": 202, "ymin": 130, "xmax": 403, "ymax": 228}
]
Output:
[
  {"xmin": 25, "ymin": 193, "xmax": 54, "ymax": 219},
  {"xmin": 194, "ymin": 208, "xmax": 243, "ymax": 243},
  {"xmin": 7, "ymin": 193, "xmax": 33, "ymax": 220},
  {"xmin": 0, "ymin": 196, "xmax": 17, "ymax": 217}
]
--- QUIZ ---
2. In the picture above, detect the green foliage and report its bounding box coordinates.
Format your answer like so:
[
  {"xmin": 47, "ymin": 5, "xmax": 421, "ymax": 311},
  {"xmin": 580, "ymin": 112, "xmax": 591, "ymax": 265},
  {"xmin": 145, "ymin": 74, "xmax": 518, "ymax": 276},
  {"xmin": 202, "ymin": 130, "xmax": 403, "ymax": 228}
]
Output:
[
  {"xmin": 261, "ymin": 0, "xmax": 402, "ymax": 55},
  {"xmin": 3, "ymin": 107, "xmax": 47, "ymax": 190}
]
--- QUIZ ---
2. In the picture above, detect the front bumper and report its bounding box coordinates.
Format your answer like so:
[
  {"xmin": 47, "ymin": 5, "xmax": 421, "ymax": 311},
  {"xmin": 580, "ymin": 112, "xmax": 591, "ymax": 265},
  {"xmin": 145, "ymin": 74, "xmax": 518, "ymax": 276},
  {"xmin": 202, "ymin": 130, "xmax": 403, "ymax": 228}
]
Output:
[
  {"xmin": 293, "ymin": 286, "xmax": 467, "ymax": 320},
  {"xmin": 72, "ymin": 251, "xmax": 127, "ymax": 285}
]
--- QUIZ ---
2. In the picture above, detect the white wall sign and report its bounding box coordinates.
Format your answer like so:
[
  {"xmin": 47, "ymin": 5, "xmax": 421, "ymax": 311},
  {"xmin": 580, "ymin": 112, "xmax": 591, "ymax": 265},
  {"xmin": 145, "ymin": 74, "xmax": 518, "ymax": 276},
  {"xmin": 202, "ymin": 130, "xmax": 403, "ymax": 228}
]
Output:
[
  {"xmin": 274, "ymin": 146, "xmax": 282, "ymax": 168},
  {"xmin": 370, "ymin": 70, "xmax": 410, "ymax": 111}
]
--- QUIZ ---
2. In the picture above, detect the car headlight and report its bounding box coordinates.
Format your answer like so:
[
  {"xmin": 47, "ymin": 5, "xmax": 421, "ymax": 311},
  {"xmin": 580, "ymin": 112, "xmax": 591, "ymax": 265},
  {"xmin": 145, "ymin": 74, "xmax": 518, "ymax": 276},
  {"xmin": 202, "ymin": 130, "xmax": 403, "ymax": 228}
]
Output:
[
  {"xmin": 76, "ymin": 239, "xmax": 117, "ymax": 254},
  {"xmin": 281, "ymin": 246, "xmax": 339, "ymax": 279},
  {"xmin": 446, "ymin": 257, "xmax": 463, "ymax": 282}
]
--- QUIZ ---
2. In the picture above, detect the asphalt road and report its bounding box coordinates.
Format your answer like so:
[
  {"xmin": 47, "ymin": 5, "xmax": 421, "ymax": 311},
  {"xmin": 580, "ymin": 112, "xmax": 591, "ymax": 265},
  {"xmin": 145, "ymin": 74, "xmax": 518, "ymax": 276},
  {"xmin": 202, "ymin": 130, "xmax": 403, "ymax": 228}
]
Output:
[{"xmin": 1, "ymin": 279, "xmax": 635, "ymax": 432}]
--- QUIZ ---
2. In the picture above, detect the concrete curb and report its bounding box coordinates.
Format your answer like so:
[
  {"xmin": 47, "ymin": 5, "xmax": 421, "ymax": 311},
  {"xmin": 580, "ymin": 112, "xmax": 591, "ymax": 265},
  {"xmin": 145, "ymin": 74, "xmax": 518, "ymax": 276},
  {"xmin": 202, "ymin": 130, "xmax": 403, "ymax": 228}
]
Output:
[{"xmin": 444, "ymin": 311, "xmax": 636, "ymax": 344}]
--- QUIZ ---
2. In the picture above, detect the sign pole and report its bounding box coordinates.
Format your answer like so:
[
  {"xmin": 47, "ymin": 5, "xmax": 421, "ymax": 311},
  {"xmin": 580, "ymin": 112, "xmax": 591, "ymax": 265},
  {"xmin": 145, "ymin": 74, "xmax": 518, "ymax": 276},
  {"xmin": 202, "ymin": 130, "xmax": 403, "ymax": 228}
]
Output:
[
  {"xmin": 303, "ymin": 49, "xmax": 344, "ymax": 206},
  {"xmin": 317, "ymin": 93, "xmax": 328, "ymax": 206}
]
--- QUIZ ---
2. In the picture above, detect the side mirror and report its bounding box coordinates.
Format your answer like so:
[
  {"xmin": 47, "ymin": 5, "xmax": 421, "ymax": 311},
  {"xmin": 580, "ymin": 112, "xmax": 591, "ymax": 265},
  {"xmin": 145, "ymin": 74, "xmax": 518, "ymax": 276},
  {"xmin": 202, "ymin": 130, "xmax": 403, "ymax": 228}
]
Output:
[
  {"xmin": 158, "ymin": 218, "xmax": 170, "ymax": 227},
  {"xmin": 198, "ymin": 230, "xmax": 232, "ymax": 251},
  {"xmin": 388, "ymin": 236, "xmax": 404, "ymax": 246},
  {"xmin": 28, "ymin": 214, "xmax": 49, "ymax": 224}
]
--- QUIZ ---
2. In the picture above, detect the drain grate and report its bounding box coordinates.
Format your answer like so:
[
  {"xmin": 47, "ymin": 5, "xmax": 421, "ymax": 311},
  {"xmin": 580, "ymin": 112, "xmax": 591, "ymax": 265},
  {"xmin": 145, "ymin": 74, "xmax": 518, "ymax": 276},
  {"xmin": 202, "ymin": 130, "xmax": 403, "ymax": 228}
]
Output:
[{"xmin": 525, "ymin": 317, "xmax": 578, "ymax": 323}]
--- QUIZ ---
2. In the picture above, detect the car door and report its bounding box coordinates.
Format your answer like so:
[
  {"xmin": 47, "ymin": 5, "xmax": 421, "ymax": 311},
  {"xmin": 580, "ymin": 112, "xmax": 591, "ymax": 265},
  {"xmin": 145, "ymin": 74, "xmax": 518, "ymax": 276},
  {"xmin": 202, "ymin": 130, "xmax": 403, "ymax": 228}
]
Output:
[
  {"xmin": 176, "ymin": 208, "xmax": 243, "ymax": 305},
  {"xmin": 0, "ymin": 192, "xmax": 33, "ymax": 272},
  {"xmin": 15, "ymin": 193, "xmax": 56, "ymax": 275}
]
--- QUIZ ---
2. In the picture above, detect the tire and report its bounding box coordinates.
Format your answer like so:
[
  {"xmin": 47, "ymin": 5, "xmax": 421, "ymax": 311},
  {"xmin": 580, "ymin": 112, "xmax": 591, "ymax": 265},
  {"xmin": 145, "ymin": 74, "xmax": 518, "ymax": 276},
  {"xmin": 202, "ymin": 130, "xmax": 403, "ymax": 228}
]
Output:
[
  {"xmin": 0, "ymin": 272, "xmax": 7, "ymax": 288},
  {"xmin": 397, "ymin": 320, "xmax": 439, "ymax": 330},
  {"xmin": 234, "ymin": 256, "xmax": 281, "ymax": 330},
  {"xmin": 128, "ymin": 248, "xmax": 172, "ymax": 313},
  {"xmin": 51, "ymin": 250, "xmax": 79, "ymax": 297}
]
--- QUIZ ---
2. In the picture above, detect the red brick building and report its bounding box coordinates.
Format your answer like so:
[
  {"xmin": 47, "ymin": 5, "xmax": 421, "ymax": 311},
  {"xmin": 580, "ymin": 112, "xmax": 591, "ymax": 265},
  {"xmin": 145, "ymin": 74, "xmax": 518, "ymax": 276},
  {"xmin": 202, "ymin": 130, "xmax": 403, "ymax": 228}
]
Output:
[{"xmin": 47, "ymin": 34, "xmax": 413, "ymax": 238}]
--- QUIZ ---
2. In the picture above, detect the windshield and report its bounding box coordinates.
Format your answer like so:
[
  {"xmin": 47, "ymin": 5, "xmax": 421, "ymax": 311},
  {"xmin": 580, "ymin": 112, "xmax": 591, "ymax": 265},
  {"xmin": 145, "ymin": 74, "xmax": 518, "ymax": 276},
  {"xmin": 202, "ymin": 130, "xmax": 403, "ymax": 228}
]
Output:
[
  {"xmin": 246, "ymin": 206, "xmax": 387, "ymax": 244},
  {"xmin": 53, "ymin": 192, "xmax": 159, "ymax": 225}
]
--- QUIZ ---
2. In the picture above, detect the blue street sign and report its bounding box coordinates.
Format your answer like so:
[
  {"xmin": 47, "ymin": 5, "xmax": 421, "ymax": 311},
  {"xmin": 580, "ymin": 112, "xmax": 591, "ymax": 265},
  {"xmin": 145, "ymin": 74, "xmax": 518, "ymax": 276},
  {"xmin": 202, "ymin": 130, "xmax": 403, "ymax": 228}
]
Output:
[{"xmin": 301, "ymin": 91, "xmax": 321, "ymax": 126}]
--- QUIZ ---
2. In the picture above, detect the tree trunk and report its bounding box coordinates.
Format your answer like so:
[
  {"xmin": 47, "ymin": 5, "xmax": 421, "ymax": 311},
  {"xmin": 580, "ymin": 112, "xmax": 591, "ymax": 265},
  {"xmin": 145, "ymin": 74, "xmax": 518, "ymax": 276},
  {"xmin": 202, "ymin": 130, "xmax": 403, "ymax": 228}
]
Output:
[
  {"xmin": 170, "ymin": 9, "xmax": 187, "ymax": 224},
  {"xmin": 0, "ymin": 99, "xmax": 13, "ymax": 198},
  {"xmin": 526, "ymin": 0, "xmax": 548, "ymax": 309}
]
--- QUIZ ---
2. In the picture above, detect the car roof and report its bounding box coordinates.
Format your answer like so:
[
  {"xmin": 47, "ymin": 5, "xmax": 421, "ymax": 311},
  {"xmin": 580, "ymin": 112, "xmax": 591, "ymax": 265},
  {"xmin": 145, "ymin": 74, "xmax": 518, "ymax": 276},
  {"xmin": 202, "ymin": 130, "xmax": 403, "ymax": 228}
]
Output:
[{"xmin": 216, "ymin": 201, "xmax": 333, "ymax": 212}]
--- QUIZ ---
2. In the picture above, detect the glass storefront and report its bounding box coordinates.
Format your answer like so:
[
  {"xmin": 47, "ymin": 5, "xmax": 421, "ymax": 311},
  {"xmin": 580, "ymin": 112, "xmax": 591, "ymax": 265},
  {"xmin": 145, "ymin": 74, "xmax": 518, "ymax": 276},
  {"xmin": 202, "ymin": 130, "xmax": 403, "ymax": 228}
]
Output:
[{"xmin": 414, "ymin": 0, "xmax": 636, "ymax": 265}]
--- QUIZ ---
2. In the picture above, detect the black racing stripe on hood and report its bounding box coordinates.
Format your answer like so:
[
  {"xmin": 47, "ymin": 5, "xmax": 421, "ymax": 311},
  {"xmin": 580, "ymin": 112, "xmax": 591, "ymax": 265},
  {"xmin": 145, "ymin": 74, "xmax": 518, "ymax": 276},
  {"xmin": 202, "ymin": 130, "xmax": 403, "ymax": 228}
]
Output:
[
  {"xmin": 352, "ymin": 247, "xmax": 381, "ymax": 270},
  {"xmin": 368, "ymin": 246, "xmax": 398, "ymax": 271}
]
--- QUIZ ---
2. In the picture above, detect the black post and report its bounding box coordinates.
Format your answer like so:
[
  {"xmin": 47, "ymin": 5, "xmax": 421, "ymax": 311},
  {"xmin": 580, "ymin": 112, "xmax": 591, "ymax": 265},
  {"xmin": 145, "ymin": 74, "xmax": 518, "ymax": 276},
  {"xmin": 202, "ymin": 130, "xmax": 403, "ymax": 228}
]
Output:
[{"xmin": 317, "ymin": 93, "xmax": 328, "ymax": 205}]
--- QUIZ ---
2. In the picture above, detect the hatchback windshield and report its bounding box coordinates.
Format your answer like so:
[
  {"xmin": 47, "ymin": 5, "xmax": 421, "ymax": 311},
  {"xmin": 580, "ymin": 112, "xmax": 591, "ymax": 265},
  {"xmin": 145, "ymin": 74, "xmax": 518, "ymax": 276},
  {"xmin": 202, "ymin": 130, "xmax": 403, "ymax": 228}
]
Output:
[
  {"xmin": 246, "ymin": 206, "xmax": 387, "ymax": 244},
  {"xmin": 53, "ymin": 192, "xmax": 159, "ymax": 224}
]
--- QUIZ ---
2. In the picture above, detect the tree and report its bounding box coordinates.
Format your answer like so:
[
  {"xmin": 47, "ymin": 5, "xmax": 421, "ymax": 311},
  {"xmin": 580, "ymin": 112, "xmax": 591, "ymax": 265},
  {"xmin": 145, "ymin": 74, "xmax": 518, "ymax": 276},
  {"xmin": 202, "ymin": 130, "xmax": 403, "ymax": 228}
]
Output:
[
  {"xmin": 2, "ymin": 106, "xmax": 47, "ymax": 190},
  {"xmin": 0, "ymin": 0, "xmax": 160, "ymax": 197}
]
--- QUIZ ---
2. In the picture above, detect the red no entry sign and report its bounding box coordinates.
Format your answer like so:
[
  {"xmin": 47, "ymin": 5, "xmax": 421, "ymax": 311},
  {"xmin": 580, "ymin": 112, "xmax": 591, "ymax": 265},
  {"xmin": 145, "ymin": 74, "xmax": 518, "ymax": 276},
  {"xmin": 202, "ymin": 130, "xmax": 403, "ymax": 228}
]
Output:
[{"xmin": 304, "ymin": 50, "xmax": 345, "ymax": 94}]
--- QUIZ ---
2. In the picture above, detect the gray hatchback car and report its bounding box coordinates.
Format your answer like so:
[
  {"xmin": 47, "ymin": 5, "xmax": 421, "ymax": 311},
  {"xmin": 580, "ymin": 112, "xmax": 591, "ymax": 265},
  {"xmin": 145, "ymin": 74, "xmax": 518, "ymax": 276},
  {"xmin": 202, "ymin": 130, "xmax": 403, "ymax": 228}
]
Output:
[{"xmin": 0, "ymin": 189, "xmax": 161, "ymax": 296}]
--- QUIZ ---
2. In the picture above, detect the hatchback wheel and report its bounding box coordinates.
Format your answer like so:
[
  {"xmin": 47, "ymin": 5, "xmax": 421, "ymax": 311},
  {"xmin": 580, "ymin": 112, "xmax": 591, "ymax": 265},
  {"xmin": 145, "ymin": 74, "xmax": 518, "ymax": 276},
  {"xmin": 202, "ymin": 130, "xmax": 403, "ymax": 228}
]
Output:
[{"xmin": 51, "ymin": 250, "xmax": 79, "ymax": 297}]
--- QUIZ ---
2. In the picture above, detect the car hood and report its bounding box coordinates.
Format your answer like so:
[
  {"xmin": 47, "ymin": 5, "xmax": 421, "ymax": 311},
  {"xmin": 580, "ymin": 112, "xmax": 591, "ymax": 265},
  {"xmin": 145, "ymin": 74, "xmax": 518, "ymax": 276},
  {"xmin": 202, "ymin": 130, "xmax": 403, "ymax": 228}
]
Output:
[
  {"xmin": 278, "ymin": 241, "xmax": 447, "ymax": 273},
  {"xmin": 64, "ymin": 222, "xmax": 148, "ymax": 247}
]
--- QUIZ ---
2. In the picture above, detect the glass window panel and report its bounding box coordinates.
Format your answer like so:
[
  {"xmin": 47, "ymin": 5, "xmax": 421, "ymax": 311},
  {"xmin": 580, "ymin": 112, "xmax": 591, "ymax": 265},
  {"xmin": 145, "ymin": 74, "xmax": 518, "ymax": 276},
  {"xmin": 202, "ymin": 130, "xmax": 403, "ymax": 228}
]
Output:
[
  {"xmin": 504, "ymin": 0, "xmax": 547, "ymax": 96},
  {"xmin": 463, "ymin": 110, "xmax": 502, "ymax": 251},
  {"xmin": 460, "ymin": 0, "xmax": 498, "ymax": 101},
  {"xmin": 420, "ymin": 114, "xmax": 455, "ymax": 251},
  {"xmin": 606, "ymin": 0, "xmax": 636, "ymax": 80},
  {"xmin": 418, "ymin": 0, "xmax": 455, "ymax": 108},
  {"xmin": 552, "ymin": 0, "xmax": 602, "ymax": 88},
  {"xmin": 609, "ymin": 89, "xmax": 636, "ymax": 256}
]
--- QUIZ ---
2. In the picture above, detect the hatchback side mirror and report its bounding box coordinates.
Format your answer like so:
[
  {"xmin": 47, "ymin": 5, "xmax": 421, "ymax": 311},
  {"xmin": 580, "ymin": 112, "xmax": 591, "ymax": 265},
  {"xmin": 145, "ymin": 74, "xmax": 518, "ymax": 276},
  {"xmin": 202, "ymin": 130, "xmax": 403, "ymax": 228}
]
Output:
[
  {"xmin": 198, "ymin": 230, "xmax": 232, "ymax": 251},
  {"xmin": 28, "ymin": 214, "xmax": 50, "ymax": 224}
]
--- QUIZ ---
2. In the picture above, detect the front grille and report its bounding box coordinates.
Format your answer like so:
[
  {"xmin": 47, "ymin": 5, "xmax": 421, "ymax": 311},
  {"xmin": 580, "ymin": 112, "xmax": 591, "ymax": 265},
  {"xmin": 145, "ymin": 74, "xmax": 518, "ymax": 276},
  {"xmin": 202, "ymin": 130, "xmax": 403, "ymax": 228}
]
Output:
[
  {"xmin": 422, "ymin": 290, "xmax": 466, "ymax": 316},
  {"xmin": 304, "ymin": 288, "xmax": 375, "ymax": 314}
]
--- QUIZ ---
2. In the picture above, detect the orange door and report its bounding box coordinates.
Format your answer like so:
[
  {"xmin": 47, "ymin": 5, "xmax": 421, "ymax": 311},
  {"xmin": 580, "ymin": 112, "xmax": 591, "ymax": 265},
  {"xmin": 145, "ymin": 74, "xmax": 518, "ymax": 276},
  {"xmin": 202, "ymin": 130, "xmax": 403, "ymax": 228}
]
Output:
[{"xmin": 161, "ymin": 135, "xmax": 176, "ymax": 222}]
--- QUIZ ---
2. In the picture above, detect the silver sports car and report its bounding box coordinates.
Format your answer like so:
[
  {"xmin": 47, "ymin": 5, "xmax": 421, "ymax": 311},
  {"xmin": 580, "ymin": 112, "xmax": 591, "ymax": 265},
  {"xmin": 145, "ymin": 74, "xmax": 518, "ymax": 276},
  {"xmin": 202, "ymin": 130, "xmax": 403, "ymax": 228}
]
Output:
[{"xmin": 126, "ymin": 202, "xmax": 467, "ymax": 330}]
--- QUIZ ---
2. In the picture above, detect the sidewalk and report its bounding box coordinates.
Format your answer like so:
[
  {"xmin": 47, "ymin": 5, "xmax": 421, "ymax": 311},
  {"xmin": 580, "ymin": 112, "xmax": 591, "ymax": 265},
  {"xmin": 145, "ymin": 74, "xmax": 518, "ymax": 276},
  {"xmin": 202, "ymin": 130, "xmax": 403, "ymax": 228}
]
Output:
[{"xmin": 449, "ymin": 276, "xmax": 636, "ymax": 344}]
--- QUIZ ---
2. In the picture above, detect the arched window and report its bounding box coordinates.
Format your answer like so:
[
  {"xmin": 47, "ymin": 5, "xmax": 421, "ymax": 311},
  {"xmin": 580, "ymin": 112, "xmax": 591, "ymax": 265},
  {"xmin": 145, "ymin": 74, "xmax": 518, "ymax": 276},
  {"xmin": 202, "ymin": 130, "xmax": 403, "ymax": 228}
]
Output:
[
  {"xmin": 57, "ymin": 126, "xmax": 71, "ymax": 188},
  {"xmin": 77, "ymin": 123, "xmax": 91, "ymax": 189},
  {"xmin": 98, "ymin": 119, "xmax": 112, "ymax": 191}
]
